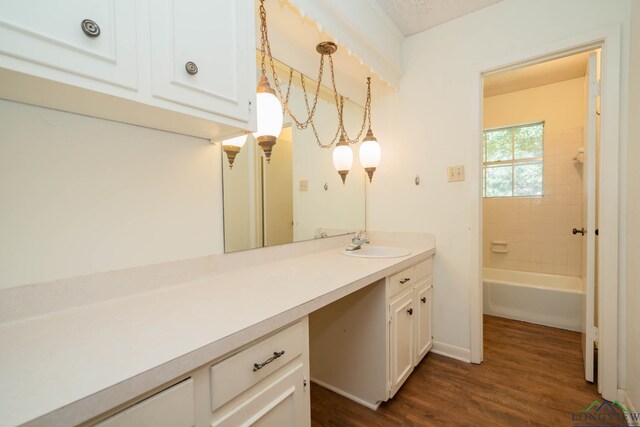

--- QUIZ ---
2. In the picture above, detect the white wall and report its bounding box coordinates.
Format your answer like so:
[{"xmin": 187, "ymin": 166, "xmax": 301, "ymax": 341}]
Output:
[
  {"xmin": 626, "ymin": 0, "xmax": 640, "ymax": 412},
  {"xmin": 0, "ymin": 100, "xmax": 223, "ymax": 289},
  {"xmin": 367, "ymin": 0, "xmax": 633, "ymax": 355}
]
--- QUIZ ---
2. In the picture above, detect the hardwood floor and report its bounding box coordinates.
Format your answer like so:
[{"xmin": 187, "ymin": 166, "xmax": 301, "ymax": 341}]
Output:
[{"xmin": 311, "ymin": 315, "xmax": 622, "ymax": 426}]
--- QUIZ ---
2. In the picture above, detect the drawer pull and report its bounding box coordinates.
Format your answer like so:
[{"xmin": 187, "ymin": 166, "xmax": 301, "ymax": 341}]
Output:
[
  {"xmin": 253, "ymin": 350, "xmax": 285, "ymax": 372},
  {"xmin": 400, "ymin": 278, "xmax": 411, "ymax": 284},
  {"xmin": 421, "ymin": 297, "xmax": 426, "ymax": 303},
  {"xmin": 407, "ymin": 308, "xmax": 413, "ymax": 315},
  {"xmin": 81, "ymin": 19, "xmax": 101, "ymax": 38}
]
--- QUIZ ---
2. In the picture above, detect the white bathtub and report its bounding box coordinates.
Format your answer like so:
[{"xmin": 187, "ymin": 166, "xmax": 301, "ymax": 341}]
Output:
[{"xmin": 483, "ymin": 268, "xmax": 583, "ymax": 331}]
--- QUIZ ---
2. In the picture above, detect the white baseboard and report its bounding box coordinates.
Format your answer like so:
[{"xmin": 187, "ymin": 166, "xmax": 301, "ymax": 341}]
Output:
[
  {"xmin": 431, "ymin": 341, "xmax": 471, "ymax": 363},
  {"xmin": 618, "ymin": 389, "xmax": 639, "ymax": 426},
  {"xmin": 310, "ymin": 378, "xmax": 381, "ymax": 411}
]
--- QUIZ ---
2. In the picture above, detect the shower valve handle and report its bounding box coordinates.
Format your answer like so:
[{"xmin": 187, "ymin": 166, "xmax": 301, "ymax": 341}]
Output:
[{"xmin": 572, "ymin": 227, "xmax": 585, "ymax": 236}]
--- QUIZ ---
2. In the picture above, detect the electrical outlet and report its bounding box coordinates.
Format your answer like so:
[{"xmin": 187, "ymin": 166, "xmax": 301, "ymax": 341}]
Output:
[
  {"xmin": 299, "ymin": 180, "xmax": 309, "ymax": 191},
  {"xmin": 447, "ymin": 165, "xmax": 465, "ymax": 182}
]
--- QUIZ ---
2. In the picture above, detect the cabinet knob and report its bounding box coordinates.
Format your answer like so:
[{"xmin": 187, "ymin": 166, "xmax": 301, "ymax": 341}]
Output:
[
  {"xmin": 407, "ymin": 308, "xmax": 413, "ymax": 315},
  {"xmin": 185, "ymin": 61, "xmax": 199, "ymax": 75},
  {"xmin": 421, "ymin": 297, "xmax": 426, "ymax": 303},
  {"xmin": 81, "ymin": 19, "xmax": 101, "ymax": 38},
  {"xmin": 400, "ymin": 278, "xmax": 411, "ymax": 284}
]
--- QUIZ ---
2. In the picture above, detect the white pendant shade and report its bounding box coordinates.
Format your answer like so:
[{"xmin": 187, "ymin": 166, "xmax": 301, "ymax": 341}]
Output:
[
  {"xmin": 222, "ymin": 134, "xmax": 248, "ymax": 148},
  {"xmin": 333, "ymin": 144, "xmax": 353, "ymax": 172},
  {"xmin": 359, "ymin": 139, "xmax": 381, "ymax": 168},
  {"xmin": 253, "ymin": 91, "xmax": 283, "ymax": 140}
]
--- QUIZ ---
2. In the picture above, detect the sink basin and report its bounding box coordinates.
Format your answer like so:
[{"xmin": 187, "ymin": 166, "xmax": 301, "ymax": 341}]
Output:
[{"xmin": 341, "ymin": 246, "xmax": 411, "ymax": 258}]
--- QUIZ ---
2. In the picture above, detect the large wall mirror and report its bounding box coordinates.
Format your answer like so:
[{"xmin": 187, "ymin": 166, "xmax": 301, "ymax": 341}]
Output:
[{"xmin": 221, "ymin": 59, "xmax": 366, "ymax": 253}]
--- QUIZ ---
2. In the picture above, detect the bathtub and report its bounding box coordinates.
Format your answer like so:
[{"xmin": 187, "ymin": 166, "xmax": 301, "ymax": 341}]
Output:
[{"xmin": 483, "ymin": 268, "xmax": 583, "ymax": 331}]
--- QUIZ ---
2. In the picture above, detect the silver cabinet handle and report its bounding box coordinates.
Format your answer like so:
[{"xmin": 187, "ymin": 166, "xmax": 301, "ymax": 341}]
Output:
[
  {"xmin": 185, "ymin": 61, "xmax": 198, "ymax": 75},
  {"xmin": 81, "ymin": 19, "xmax": 100, "ymax": 38},
  {"xmin": 253, "ymin": 350, "xmax": 285, "ymax": 372}
]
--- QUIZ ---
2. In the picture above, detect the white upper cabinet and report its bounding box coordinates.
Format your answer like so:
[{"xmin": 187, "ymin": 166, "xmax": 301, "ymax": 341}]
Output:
[
  {"xmin": 0, "ymin": 0, "xmax": 256, "ymax": 139},
  {"xmin": 150, "ymin": 0, "xmax": 252, "ymax": 123},
  {"xmin": 0, "ymin": 0, "xmax": 137, "ymax": 90}
]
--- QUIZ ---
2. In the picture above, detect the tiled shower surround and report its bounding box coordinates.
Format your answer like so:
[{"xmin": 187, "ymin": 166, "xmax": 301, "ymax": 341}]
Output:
[{"xmin": 483, "ymin": 127, "xmax": 584, "ymax": 276}]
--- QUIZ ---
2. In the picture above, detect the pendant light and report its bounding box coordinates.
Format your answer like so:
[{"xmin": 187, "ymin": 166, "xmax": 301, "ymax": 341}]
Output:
[
  {"xmin": 253, "ymin": 75, "xmax": 283, "ymax": 163},
  {"xmin": 359, "ymin": 78, "xmax": 381, "ymax": 182},
  {"xmin": 359, "ymin": 128, "xmax": 381, "ymax": 182},
  {"xmin": 222, "ymin": 134, "xmax": 248, "ymax": 169},
  {"xmin": 255, "ymin": 0, "xmax": 283, "ymax": 163},
  {"xmin": 255, "ymin": 0, "xmax": 382, "ymax": 179},
  {"xmin": 333, "ymin": 132, "xmax": 353, "ymax": 184}
]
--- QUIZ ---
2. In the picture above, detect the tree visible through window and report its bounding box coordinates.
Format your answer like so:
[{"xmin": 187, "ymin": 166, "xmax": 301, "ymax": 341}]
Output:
[{"xmin": 483, "ymin": 122, "xmax": 544, "ymax": 197}]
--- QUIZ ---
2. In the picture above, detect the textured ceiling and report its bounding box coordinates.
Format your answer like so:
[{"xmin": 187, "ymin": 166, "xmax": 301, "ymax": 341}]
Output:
[
  {"xmin": 484, "ymin": 52, "xmax": 591, "ymax": 97},
  {"xmin": 374, "ymin": 0, "xmax": 503, "ymax": 36}
]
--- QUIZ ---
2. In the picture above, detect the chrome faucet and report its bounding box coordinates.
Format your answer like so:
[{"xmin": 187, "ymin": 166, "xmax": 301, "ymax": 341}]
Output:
[{"xmin": 346, "ymin": 230, "xmax": 369, "ymax": 251}]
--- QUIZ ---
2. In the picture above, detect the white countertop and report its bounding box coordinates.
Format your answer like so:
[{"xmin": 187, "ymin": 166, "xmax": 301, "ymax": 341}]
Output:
[{"xmin": 0, "ymin": 232, "xmax": 435, "ymax": 426}]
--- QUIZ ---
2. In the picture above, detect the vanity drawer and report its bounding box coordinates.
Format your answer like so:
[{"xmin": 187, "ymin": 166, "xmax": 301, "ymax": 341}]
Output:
[
  {"xmin": 388, "ymin": 267, "xmax": 415, "ymax": 297},
  {"xmin": 96, "ymin": 378, "xmax": 194, "ymax": 427},
  {"xmin": 414, "ymin": 258, "xmax": 433, "ymax": 282},
  {"xmin": 210, "ymin": 320, "xmax": 305, "ymax": 412}
]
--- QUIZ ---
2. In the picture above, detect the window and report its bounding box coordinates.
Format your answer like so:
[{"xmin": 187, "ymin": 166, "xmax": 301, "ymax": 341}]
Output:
[{"xmin": 483, "ymin": 122, "xmax": 544, "ymax": 198}]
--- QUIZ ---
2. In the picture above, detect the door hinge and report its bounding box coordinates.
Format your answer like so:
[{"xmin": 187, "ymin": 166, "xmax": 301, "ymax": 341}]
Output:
[
  {"xmin": 592, "ymin": 326, "xmax": 599, "ymax": 344},
  {"xmin": 248, "ymin": 100, "xmax": 253, "ymax": 112},
  {"xmin": 303, "ymin": 377, "xmax": 308, "ymax": 391}
]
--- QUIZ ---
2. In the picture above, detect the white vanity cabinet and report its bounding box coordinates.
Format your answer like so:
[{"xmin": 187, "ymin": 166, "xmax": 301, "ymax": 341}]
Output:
[
  {"xmin": 208, "ymin": 319, "xmax": 310, "ymax": 427},
  {"xmin": 415, "ymin": 279, "xmax": 433, "ymax": 362},
  {"xmin": 89, "ymin": 319, "xmax": 310, "ymax": 427},
  {"xmin": 388, "ymin": 287, "xmax": 415, "ymax": 397},
  {"xmin": 309, "ymin": 256, "xmax": 434, "ymax": 408},
  {"xmin": 0, "ymin": 0, "xmax": 256, "ymax": 139},
  {"xmin": 387, "ymin": 258, "xmax": 434, "ymax": 397},
  {"xmin": 95, "ymin": 378, "xmax": 195, "ymax": 427}
]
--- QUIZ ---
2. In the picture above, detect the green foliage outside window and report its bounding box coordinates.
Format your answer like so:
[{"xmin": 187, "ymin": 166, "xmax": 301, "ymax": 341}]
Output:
[{"xmin": 483, "ymin": 123, "xmax": 544, "ymax": 198}]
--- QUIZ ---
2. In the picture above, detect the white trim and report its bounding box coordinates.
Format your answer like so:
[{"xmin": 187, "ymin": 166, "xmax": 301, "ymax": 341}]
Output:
[
  {"xmin": 310, "ymin": 378, "xmax": 381, "ymax": 410},
  {"xmin": 470, "ymin": 25, "xmax": 621, "ymax": 400},
  {"xmin": 431, "ymin": 341, "xmax": 471, "ymax": 363},
  {"xmin": 286, "ymin": 0, "xmax": 403, "ymax": 86},
  {"xmin": 619, "ymin": 389, "xmax": 639, "ymax": 426}
]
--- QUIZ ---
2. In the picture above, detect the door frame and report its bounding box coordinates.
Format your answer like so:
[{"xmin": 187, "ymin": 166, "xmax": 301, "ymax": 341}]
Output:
[{"xmin": 469, "ymin": 25, "xmax": 621, "ymax": 401}]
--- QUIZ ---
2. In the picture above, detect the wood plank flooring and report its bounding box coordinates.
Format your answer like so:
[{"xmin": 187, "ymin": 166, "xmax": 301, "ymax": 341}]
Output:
[{"xmin": 311, "ymin": 315, "xmax": 620, "ymax": 426}]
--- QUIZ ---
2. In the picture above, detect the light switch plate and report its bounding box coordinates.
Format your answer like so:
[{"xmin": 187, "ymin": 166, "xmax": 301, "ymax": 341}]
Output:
[
  {"xmin": 447, "ymin": 165, "xmax": 465, "ymax": 182},
  {"xmin": 299, "ymin": 180, "xmax": 309, "ymax": 191}
]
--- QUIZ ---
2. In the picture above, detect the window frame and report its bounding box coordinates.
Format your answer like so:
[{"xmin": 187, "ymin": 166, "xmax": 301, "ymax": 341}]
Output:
[{"xmin": 482, "ymin": 121, "xmax": 544, "ymax": 198}]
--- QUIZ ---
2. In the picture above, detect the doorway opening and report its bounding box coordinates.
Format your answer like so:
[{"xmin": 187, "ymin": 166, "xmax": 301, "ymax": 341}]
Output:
[{"xmin": 480, "ymin": 50, "xmax": 601, "ymax": 386}]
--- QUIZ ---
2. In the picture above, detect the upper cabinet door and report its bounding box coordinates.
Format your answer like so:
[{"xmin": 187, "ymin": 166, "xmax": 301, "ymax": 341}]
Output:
[
  {"xmin": 149, "ymin": 0, "xmax": 255, "ymax": 124},
  {"xmin": 0, "ymin": 0, "xmax": 137, "ymax": 89}
]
